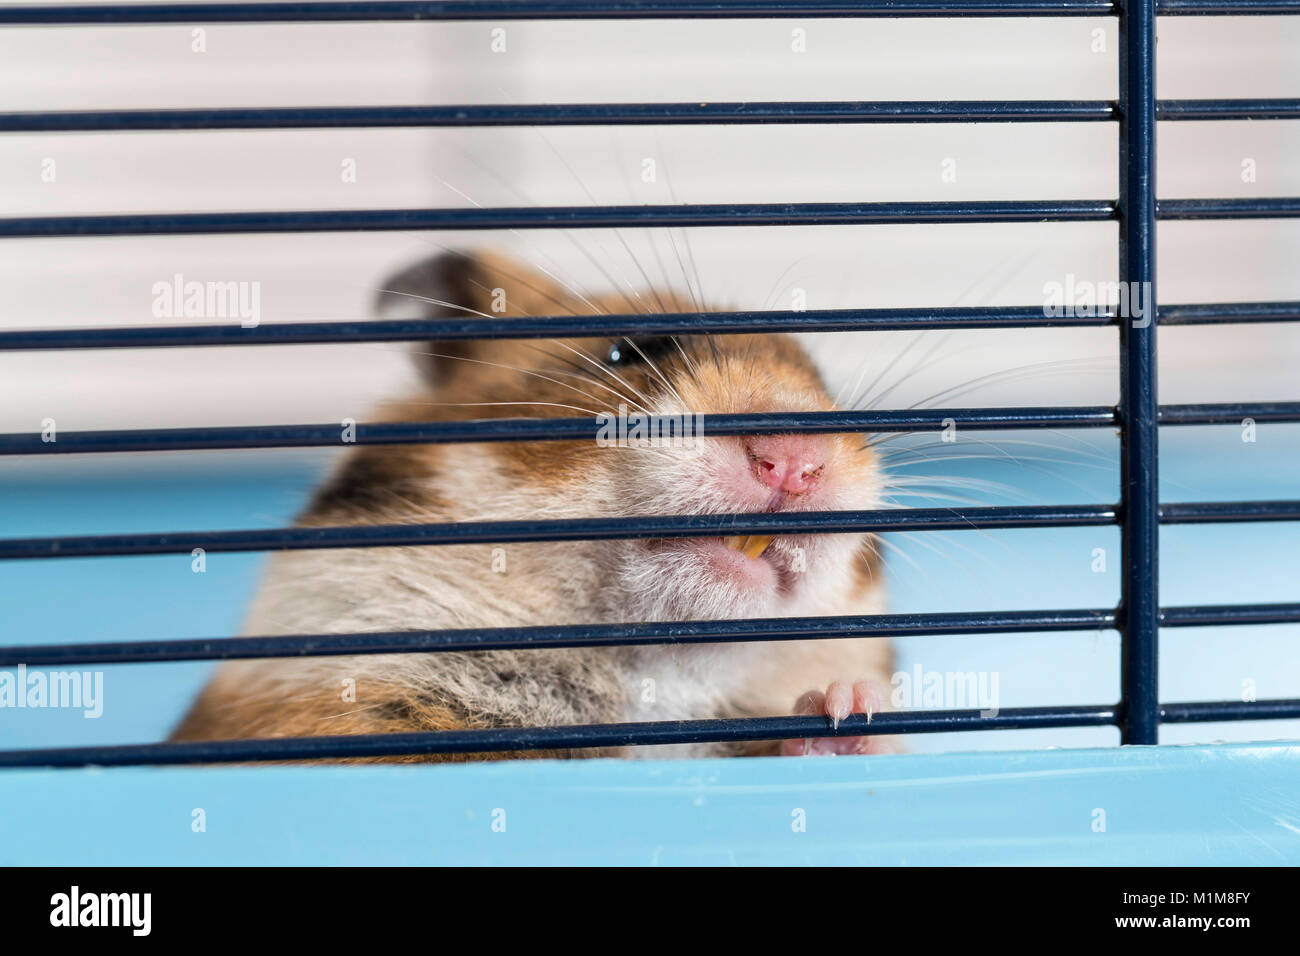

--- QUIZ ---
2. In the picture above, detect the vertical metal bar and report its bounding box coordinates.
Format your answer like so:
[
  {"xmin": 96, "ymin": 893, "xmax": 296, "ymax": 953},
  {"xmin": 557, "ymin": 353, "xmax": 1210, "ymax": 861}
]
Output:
[{"xmin": 1117, "ymin": 0, "xmax": 1160, "ymax": 744}]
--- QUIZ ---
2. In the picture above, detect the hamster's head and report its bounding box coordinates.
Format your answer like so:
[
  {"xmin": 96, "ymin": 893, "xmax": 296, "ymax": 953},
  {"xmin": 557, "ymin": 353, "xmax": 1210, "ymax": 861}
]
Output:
[{"xmin": 376, "ymin": 251, "xmax": 884, "ymax": 621}]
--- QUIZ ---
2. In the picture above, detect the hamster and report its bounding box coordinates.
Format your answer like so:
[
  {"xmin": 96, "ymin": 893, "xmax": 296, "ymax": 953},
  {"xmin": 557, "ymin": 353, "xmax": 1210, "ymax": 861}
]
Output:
[{"xmin": 171, "ymin": 251, "xmax": 896, "ymax": 760}]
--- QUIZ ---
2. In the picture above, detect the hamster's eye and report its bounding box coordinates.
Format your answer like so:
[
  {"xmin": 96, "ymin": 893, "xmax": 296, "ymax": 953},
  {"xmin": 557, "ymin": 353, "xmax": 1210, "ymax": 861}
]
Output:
[{"xmin": 604, "ymin": 336, "xmax": 679, "ymax": 367}]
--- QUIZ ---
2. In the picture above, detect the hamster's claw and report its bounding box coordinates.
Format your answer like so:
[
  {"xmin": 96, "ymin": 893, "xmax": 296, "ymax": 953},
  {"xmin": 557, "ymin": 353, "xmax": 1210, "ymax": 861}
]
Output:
[{"xmin": 780, "ymin": 680, "xmax": 899, "ymax": 756}]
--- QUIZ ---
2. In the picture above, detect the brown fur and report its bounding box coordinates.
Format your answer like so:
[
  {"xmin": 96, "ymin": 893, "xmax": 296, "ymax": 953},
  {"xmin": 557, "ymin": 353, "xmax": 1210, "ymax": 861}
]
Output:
[{"xmin": 171, "ymin": 677, "xmax": 607, "ymax": 762}]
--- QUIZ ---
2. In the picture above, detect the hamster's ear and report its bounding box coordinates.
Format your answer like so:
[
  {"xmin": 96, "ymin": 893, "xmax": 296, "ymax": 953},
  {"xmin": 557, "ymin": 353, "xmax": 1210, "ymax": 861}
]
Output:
[
  {"xmin": 374, "ymin": 252, "xmax": 487, "ymax": 385},
  {"xmin": 374, "ymin": 251, "xmax": 581, "ymax": 386}
]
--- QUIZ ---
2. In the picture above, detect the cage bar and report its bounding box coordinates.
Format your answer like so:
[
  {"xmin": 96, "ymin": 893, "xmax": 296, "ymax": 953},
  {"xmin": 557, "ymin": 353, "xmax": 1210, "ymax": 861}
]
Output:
[
  {"xmin": 3, "ymin": 499, "xmax": 1298, "ymax": 562},
  {"xmin": 0, "ymin": 1, "xmax": 1125, "ymax": 25},
  {"xmin": 7, "ymin": 698, "xmax": 1300, "ymax": 769},
  {"xmin": 8, "ymin": 98, "xmax": 1300, "ymax": 133},
  {"xmin": 4, "ymin": 300, "xmax": 1300, "ymax": 352},
  {"xmin": 4, "ymin": 401, "xmax": 1297, "ymax": 456},
  {"xmin": 0, "ymin": 200, "xmax": 1119, "ymax": 238},
  {"xmin": 6, "ymin": 601, "xmax": 1300, "ymax": 668},
  {"xmin": 1116, "ymin": 0, "xmax": 1159, "ymax": 746}
]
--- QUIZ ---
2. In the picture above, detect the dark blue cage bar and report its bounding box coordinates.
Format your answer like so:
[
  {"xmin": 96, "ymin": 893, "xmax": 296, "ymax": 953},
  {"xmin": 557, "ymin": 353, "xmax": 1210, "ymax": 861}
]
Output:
[
  {"xmin": 1116, "ymin": 0, "xmax": 1160, "ymax": 745},
  {"xmin": 1, "ymin": 0, "xmax": 1298, "ymax": 767},
  {"xmin": 2, "ymin": 98, "xmax": 1298, "ymax": 131},
  {"xmin": 4, "ymin": 0, "xmax": 1300, "ymax": 24}
]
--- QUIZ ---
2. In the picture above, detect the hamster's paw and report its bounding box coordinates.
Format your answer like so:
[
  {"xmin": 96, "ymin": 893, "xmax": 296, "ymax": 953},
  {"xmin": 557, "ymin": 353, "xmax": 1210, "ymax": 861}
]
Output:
[{"xmin": 780, "ymin": 679, "xmax": 899, "ymax": 756}]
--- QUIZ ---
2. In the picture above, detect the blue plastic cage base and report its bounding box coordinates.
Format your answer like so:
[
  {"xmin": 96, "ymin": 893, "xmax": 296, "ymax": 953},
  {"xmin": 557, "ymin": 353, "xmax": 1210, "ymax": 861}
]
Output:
[{"xmin": 3, "ymin": 740, "xmax": 1299, "ymax": 866}]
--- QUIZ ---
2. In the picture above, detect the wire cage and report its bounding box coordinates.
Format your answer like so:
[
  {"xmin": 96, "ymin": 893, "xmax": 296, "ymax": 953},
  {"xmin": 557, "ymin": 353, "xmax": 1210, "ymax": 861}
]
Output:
[{"xmin": 0, "ymin": 0, "xmax": 1298, "ymax": 775}]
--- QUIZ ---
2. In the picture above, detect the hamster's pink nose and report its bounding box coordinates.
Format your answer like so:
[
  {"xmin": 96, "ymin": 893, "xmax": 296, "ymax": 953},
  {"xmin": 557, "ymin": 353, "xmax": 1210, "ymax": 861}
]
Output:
[{"xmin": 745, "ymin": 436, "xmax": 827, "ymax": 495}]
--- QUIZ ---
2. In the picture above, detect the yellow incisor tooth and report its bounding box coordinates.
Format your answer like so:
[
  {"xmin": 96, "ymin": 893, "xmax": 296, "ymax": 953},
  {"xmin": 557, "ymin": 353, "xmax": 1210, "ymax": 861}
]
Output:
[
  {"xmin": 722, "ymin": 535, "xmax": 776, "ymax": 559},
  {"xmin": 741, "ymin": 535, "xmax": 775, "ymax": 560}
]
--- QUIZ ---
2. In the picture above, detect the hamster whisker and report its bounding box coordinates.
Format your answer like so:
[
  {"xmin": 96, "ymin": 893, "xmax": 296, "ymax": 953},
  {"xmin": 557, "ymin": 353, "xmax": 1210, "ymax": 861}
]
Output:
[
  {"xmin": 875, "ymin": 505, "xmax": 1022, "ymax": 574},
  {"xmin": 876, "ymin": 429, "xmax": 1113, "ymax": 461},
  {"xmin": 375, "ymin": 289, "xmax": 497, "ymax": 320},
  {"xmin": 896, "ymin": 526, "xmax": 1009, "ymax": 572},
  {"xmin": 606, "ymin": 134, "xmax": 677, "ymax": 316},
  {"xmin": 838, "ymin": 330, "xmax": 933, "ymax": 410},
  {"xmin": 881, "ymin": 474, "xmax": 1023, "ymax": 498},
  {"xmin": 430, "ymin": 138, "xmax": 641, "ymax": 315},
  {"xmin": 398, "ymin": 345, "xmax": 634, "ymax": 414},
  {"xmin": 879, "ymin": 443, "xmax": 1113, "ymax": 492},
  {"xmin": 536, "ymin": 340, "xmax": 655, "ymax": 407},
  {"xmin": 877, "ymin": 440, "xmax": 1113, "ymax": 470},
  {"xmin": 464, "ymin": 269, "xmax": 606, "ymax": 321},
  {"xmin": 511, "ymin": 248, "xmax": 621, "ymax": 317},
  {"xmin": 434, "ymin": 167, "xmax": 623, "ymax": 316},
  {"xmin": 841, "ymin": 336, "xmax": 1108, "ymax": 415},
  {"xmin": 859, "ymin": 535, "xmax": 886, "ymax": 586},
  {"xmin": 833, "ymin": 344, "xmax": 885, "ymax": 411},
  {"xmin": 861, "ymin": 333, "xmax": 958, "ymax": 411},
  {"xmin": 401, "ymin": 399, "xmax": 608, "ymax": 417},
  {"xmin": 643, "ymin": 331, "xmax": 697, "ymax": 381},
  {"xmin": 541, "ymin": 338, "xmax": 660, "ymax": 414},
  {"xmin": 429, "ymin": 162, "xmax": 632, "ymax": 317},
  {"xmin": 870, "ymin": 534, "xmax": 929, "ymax": 580},
  {"xmin": 608, "ymin": 231, "xmax": 678, "ymax": 316},
  {"xmin": 877, "ymin": 446, "xmax": 1111, "ymax": 500},
  {"xmin": 664, "ymin": 227, "xmax": 705, "ymax": 314},
  {"xmin": 649, "ymin": 141, "xmax": 706, "ymax": 312},
  {"xmin": 618, "ymin": 335, "xmax": 690, "ymax": 409},
  {"xmin": 882, "ymin": 488, "xmax": 1000, "ymax": 507},
  {"xmin": 901, "ymin": 357, "xmax": 1113, "ymax": 412},
  {"xmin": 759, "ymin": 253, "xmax": 818, "ymax": 312},
  {"xmin": 638, "ymin": 234, "xmax": 681, "ymax": 316},
  {"xmin": 519, "ymin": 345, "xmax": 651, "ymax": 413},
  {"xmin": 531, "ymin": 127, "xmax": 677, "ymax": 317}
]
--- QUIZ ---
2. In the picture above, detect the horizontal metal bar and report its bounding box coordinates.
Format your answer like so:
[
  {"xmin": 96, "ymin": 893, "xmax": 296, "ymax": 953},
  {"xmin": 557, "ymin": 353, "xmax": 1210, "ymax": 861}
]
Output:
[
  {"xmin": 0, "ymin": 1, "xmax": 1123, "ymax": 26},
  {"xmin": 1160, "ymin": 699, "xmax": 1300, "ymax": 722},
  {"xmin": 0, "ymin": 705, "xmax": 1121, "ymax": 768},
  {"xmin": 4, "ymin": 0, "xmax": 1297, "ymax": 28},
  {"xmin": 1158, "ymin": 401, "xmax": 1300, "ymax": 424},
  {"xmin": 6, "ymin": 401, "xmax": 1296, "ymax": 457},
  {"xmin": 0, "ymin": 201, "xmax": 1118, "ymax": 239},
  {"xmin": 1157, "ymin": 300, "xmax": 1300, "ymax": 325},
  {"xmin": 2, "ymin": 197, "xmax": 1294, "ymax": 239},
  {"xmin": 1158, "ymin": 99, "xmax": 1300, "ymax": 121},
  {"xmin": 0, "ymin": 307, "xmax": 1116, "ymax": 352},
  {"xmin": 0, "ymin": 101, "xmax": 1120, "ymax": 132},
  {"xmin": 1160, "ymin": 602, "xmax": 1300, "ymax": 628},
  {"xmin": 0, "ymin": 407, "xmax": 1120, "ymax": 456},
  {"xmin": 6, "ymin": 600, "xmax": 1297, "ymax": 668},
  {"xmin": 8, "ymin": 299, "xmax": 1300, "ymax": 353},
  {"xmin": 1159, "ymin": 500, "xmax": 1300, "ymax": 524},
  {"xmin": 2, "ymin": 500, "xmax": 1295, "ymax": 561},
  {"xmin": 6, "ymin": 0, "xmax": 1298, "ymax": 25},
  {"xmin": 1155, "ymin": 0, "xmax": 1300, "ymax": 11},
  {"xmin": 1157, "ymin": 197, "xmax": 1300, "ymax": 219},
  {"xmin": 4, "ymin": 696, "xmax": 1297, "ymax": 767},
  {"xmin": 0, "ymin": 504, "xmax": 1120, "ymax": 561},
  {"xmin": 0, "ymin": 608, "xmax": 1120, "ymax": 667},
  {"xmin": 8, "ymin": 99, "xmax": 1299, "ymax": 134}
]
